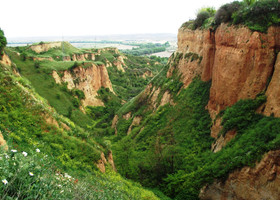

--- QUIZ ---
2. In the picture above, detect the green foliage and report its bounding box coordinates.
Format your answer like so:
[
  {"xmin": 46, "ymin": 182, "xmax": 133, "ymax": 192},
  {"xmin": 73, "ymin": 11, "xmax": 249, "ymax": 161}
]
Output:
[
  {"xmin": 5, "ymin": 48, "xmax": 93, "ymax": 129},
  {"xmin": 243, "ymin": 0, "xmax": 258, "ymax": 6},
  {"xmin": 107, "ymin": 54, "xmax": 163, "ymax": 101},
  {"xmin": 0, "ymin": 29, "xmax": 7, "ymax": 58},
  {"xmin": 233, "ymin": 0, "xmax": 280, "ymax": 32},
  {"xmin": 214, "ymin": 1, "xmax": 243, "ymax": 26},
  {"xmin": 0, "ymin": 65, "xmax": 103, "ymax": 172},
  {"xmin": 113, "ymin": 78, "xmax": 212, "ymax": 196},
  {"xmin": 163, "ymin": 95, "xmax": 280, "ymax": 199},
  {"xmin": 182, "ymin": 0, "xmax": 280, "ymax": 32},
  {"xmin": 184, "ymin": 52, "xmax": 203, "ymax": 63},
  {"xmin": 221, "ymin": 94, "xmax": 266, "ymax": 135},
  {"xmin": 199, "ymin": 7, "xmax": 216, "ymax": 16},
  {"xmin": 194, "ymin": 11, "xmax": 211, "ymax": 29}
]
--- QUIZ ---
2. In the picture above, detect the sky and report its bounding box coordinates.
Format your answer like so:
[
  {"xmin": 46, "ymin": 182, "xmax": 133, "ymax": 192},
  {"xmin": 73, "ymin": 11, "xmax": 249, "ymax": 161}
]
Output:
[{"xmin": 1, "ymin": 0, "xmax": 234, "ymax": 39}]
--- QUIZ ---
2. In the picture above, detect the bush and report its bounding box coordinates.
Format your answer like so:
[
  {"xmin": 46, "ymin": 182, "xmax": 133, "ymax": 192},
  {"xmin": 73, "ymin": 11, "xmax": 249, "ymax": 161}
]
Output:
[
  {"xmin": 194, "ymin": 11, "xmax": 211, "ymax": 29},
  {"xmin": 192, "ymin": 7, "xmax": 216, "ymax": 29},
  {"xmin": 214, "ymin": 1, "xmax": 243, "ymax": 25},
  {"xmin": 34, "ymin": 61, "xmax": 40, "ymax": 69}
]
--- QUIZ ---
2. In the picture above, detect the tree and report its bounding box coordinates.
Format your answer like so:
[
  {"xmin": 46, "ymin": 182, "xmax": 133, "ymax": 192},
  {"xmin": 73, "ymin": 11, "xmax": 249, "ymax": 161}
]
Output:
[{"xmin": 0, "ymin": 28, "xmax": 7, "ymax": 58}]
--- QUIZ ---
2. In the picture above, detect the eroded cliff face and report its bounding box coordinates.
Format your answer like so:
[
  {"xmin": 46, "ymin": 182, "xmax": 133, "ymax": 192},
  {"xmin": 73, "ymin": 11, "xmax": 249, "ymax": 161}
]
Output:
[
  {"xmin": 208, "ymin": 25, "xmax": 280, "ymax": 117},
  {"xmin": 199, "ymin": 150, "xmax": 280, "ymax": 200},
  {"xmin": 174, "ymin": 24, "xmax": 280, "ymax": 119},
  {"xmin": 52, "ymin": 63, "xmax": 114, "ymax": 107},
  {"xmin": 167, "ymin": 27, "xmax": 215, "ymax": 87},
  {"xmin": 263, "ymin": 53, "xmax": 280, "ymax": 117}
]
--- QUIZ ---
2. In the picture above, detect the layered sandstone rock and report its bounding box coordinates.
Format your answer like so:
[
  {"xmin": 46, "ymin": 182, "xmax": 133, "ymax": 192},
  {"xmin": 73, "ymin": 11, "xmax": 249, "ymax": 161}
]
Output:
[
  {"xmin": 175, "ymin": 24, "xmax": 280, "ymax": 119},
  {"xmin": 52, "ymin": 63, "xmax": 114, "ymax": 107},
  {"xmin": 96, "ymin": 151, "xmax": 117, "ymax": 173},
  {"xmin": 199, "ymin": 150, "xmax": 280, "ymax": 200},
  {"xmin": 264, "ymin": 53, "xmax": 280, "ymax": 117},
  {"xmin": 168, "ymin": 27, "xmax": 215, "ymax": 87},
  {"xmin": 208, "ymin": 25, "xmax": 280, "ymax": 117}
]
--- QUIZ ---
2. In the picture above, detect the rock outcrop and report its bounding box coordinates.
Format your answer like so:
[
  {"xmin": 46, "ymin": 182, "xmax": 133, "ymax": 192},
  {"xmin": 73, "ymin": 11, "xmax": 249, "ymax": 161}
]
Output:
[
  {"xmin": 0, "ymin": 53, "xmax": 12, "ymax": 66},
  {"xmin": 127, "ymin": 116, "xmax": 142, "ymax": 135},
  {"xmin": 0, "ymin": 131, "xmax": 8, "ymax": 151},
  {"xmin": 30, "ymin": 42, "xmax": 62, "ymax": 53},
  {"xmin": 113, "ymin": 55, "xmax": 126, "ymax": 72},
  {"xmin": 52, "ymin": 63, "xmax": 114, "ymax": 107},
  {"xmin": 96, "ymin": 151, "xmax": 117, "ymax": 173},
  {"xmin": 199, "ymin": 150, "xmax": 280, "ymax": 200},
  {"xmin": 111, "ymin": 115, "xmax": 119, "ymax": 135}
]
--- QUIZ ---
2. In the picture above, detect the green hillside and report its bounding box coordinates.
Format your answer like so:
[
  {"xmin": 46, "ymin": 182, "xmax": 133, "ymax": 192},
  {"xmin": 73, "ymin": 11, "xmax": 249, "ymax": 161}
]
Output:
[
  {"xmin": 0, "ymin": 36, "xmax": 162, "ymax": 199},
  {"xmin": 6, "ymin": 42, "xmax": 164, "ymax": 133}
]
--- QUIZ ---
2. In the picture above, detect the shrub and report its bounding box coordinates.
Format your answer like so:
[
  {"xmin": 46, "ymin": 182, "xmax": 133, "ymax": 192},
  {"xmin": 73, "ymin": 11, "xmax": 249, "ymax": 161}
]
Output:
[
  {"xmin": 34, "ymin": 61, "xmax": 40, "ymax": 69},
  {"xmin": 194, "ymin": 11, "xmax": 211, "ymax": 29},
  {"xmin": 214, "ymin": 1, "xmax": 243, "ymax": 25}
]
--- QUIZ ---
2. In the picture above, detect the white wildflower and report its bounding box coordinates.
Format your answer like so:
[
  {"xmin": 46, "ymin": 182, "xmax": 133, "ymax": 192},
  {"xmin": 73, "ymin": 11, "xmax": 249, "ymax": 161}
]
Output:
[
  {"xmin": 2, "ymin": 179, "xmax": 8, "ymax": 185},
  {"xmin": 58, "ymin": 184, "xmax": 62, "ymax": 187},
  {"xmin": 11, "ymin": 149, "xmax": 17, "ymax": 153},
  {"xmin": 22, "ymin": 152, "xmax": 28, "ymax": 157},
  {"xmin": 36, "ymin": 148, "xmax": 40, "ymax": 153},
  {"xmin": 29, "ymin": 172, "xmax": 34, "ymax": 176},
  {"xmin": 64, "ymin": 173, "xmax": 71, "ymax": 179},
  {"xmin": 4, "ymin": 154, "xmax": 9, "ymax": 159}
]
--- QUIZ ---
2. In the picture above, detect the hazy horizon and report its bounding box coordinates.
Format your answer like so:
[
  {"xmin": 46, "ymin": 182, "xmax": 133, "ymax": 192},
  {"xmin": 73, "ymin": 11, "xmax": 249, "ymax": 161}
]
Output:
[{"xmin": 2, "ymin": 0, "xmax": 234, "ymax": 39}]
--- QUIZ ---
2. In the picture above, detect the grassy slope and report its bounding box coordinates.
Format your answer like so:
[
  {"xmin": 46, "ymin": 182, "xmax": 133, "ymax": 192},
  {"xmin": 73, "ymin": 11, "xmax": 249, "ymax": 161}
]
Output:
[
  {"xmin": 0, "ymin": 60, "xmax": 160, "ymax": 199},
  {"xmin": 6, "ymin": 48, "xmax": 93, "ymax": 128}
]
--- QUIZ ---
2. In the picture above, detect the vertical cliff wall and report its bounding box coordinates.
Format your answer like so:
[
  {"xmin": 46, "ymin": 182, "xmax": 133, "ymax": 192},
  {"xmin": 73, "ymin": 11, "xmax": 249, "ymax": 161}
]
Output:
[
  {"xmin": 208, "ymin": 24, "xmax": 280, "ymax": 117},
  {"xmin": 175, "ymin": 24, "xmax": 280, "ymax": 119}
]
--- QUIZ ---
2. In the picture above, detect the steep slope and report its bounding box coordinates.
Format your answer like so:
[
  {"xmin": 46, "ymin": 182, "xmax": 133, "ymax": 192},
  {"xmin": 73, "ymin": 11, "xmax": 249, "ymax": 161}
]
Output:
[
  {"xmin": 0, "ymin": 41, "xmax": 160, "ymax": 199},
  {"xmin": 111, "ymin": 21, "xmax": 280, "ymax": 199}
]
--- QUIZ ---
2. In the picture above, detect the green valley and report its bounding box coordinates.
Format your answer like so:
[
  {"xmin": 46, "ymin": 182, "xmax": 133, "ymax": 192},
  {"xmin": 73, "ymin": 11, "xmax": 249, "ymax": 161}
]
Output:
[{"xmin": 1, "ymin": 0, "xmax": 280, "ymax": 199}]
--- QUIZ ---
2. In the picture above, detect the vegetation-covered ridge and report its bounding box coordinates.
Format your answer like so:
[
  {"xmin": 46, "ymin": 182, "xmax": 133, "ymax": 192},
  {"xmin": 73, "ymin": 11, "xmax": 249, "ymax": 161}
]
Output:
[
  {"xmin": 182, "ymin": 0, "xmax": 280, "ymax": 32},
  {"xmin": 6, "ymin": 41, "xmax": 164, "ymax": 133},
  {"xmin": 0, "ymin": 30, "xmax": 162, "ymax": 199}
]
